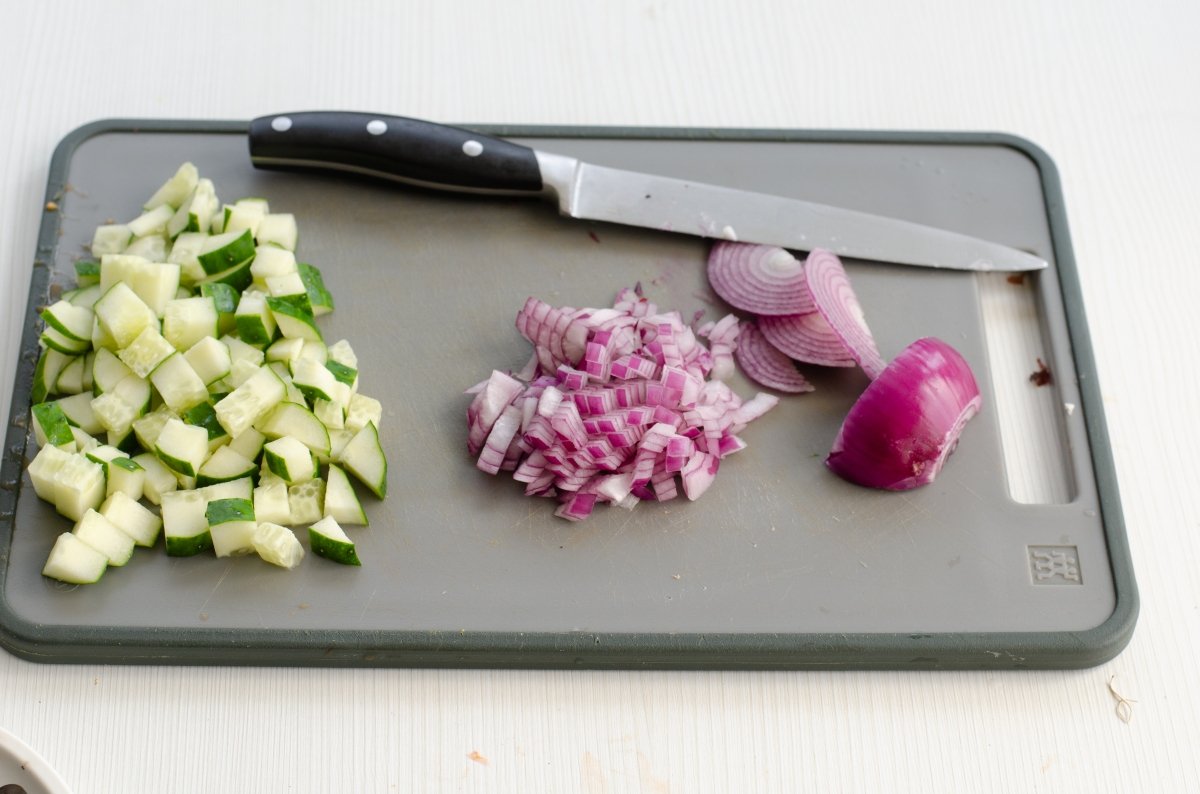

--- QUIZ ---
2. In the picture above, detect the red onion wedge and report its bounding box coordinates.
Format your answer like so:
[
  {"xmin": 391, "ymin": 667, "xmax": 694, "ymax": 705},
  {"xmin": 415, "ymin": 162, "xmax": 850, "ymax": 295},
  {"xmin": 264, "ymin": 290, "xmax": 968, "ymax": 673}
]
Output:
[
  {"xmin": 826, "ymin": 337, "xmax": 982, "ymax": 490},
  {"xmin": 757, "ymin": 312, "xmax": 856, "ymax": 368},
  {"xmin": 733, "ymin": 322, "xmax": 815, "ymax": 394},
  {"xmin": 467, "ymin": 291, "xmax": 778, "ymax": 520},
  {"xmin": 707, "ymin": 242, "xmax": 817, "ymax": 316},
  {"xmin": 804, "ymin": 248, "xmax": 886, "ymax": 379}
]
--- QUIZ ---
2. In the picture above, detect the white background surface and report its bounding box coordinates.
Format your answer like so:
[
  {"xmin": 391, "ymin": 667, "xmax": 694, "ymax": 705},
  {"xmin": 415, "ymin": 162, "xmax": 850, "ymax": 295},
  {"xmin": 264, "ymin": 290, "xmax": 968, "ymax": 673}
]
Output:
[{"xmin": 2, "ymin": 1, "xmax": 1197, "ymax": 791}]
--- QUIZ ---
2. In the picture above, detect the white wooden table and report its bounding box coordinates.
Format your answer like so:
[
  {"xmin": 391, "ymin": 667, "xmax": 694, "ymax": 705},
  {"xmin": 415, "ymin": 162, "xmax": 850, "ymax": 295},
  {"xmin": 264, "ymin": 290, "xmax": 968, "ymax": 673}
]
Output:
[{"xmin": 2, "ymin": 1, "xmax": 1197, "ymax": 790}]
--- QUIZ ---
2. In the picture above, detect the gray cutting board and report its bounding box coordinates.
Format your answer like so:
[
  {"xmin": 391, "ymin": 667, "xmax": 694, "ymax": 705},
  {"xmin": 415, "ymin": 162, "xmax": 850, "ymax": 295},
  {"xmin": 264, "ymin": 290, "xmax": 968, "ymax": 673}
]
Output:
[{"xmin": 0, "ymin": 120, "xmax": 1136, "ymax": 668}]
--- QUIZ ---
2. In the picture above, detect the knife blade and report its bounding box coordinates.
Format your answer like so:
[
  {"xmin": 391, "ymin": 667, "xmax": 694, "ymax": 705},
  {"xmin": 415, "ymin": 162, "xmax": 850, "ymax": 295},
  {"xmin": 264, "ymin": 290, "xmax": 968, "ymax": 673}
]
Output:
[{"xmin": 247, "ymin": 111, "xmax": 1047, "ymax": 272}]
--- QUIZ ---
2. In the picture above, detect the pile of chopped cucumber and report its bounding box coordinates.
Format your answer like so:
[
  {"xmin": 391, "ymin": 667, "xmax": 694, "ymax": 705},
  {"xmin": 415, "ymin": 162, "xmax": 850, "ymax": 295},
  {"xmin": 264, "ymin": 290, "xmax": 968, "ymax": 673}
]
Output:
[{"xmin": 28, "ymin": 162, "xmax": 387, "ymax": 584}]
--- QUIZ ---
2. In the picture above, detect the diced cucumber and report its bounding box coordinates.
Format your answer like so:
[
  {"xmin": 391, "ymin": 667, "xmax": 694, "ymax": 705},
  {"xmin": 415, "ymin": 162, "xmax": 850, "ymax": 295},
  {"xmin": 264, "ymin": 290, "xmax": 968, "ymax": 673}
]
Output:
[
  {"xmin": 308, "ymin": 515, "xmax": 360, "ymax": 566},
  {"xmin": 55, "ymin": 355, "xmax": 87, "ymax": 395},
  {"xmin": 154, "ymin": 417, "xmax": 209, "ymax": 477},
  {"xmin": 265, "ymin": 271, "xmax": 307, "ymax": 298},
  {"xmin": 52, "ymin": 453, "xmax": 107, "ymax": 521},
  {"xmin": 267, "ymin": 294, "xmax": 322, "ymax": 342},
  {"xmin": 196, "ymin": 445, "xmax": 256, "ymax": 488},
  {"xmin": 41, "ymin": 299, "xmax": 94, "ymax": 342},
  {"xmin": 99, "ymin": 256, "xmax": 181, "ymax": 318},
  {"xmin": 70, "ymin": 426, "xmax": 99, "ymax": 453},
  {"xmin": 41, "ymin": 324, "xmax": 91, "ymax": 355},
  {"xmin": 339, "ymin": 421, "xmax": 387, "ymax": 498},
  {"xmin": 67, "ymin": 282, "xmax": 103, "ymax": 309},
  {"xmin": 130, "ymin": 405, "xmax": 175, "ymax": 451},
  {"xmin": 167, "ymin": 178, "xmax": 218, "ymax": 239},
  {"xmin": 127, "ymin": 203, "xmax": 175, "ymax": 237},
  {"xmin": 265, "ymin": 336, "xmax": 304, "ymax": 365},
  {"xmin": 253, "ymin": 477, "xmax": 291, "ymax": 525},
  {"xmin": 290, "ymin": 357, "xmax": 338, "ymax": 403},
  {"xmin": 326, "ymin": 339, "xmax": 357, "ymax": 369},
  {"xmin": 313, "ymin": 397, "xmax": 344, "ymax": 431},
  {"xmin": 197, "ymin": 229, "xmax": 255, "ymax": 275},
  {"xmin": 91, "ymin": 224, "xmax": 132, "ymax": 256},
  {"xmin": 42, "ymin": 532, "xmax": 108, "ymax": 584},
  {"xmin": 28, "ymin": 444, "xmax": 73, "ymax": 502},
  {"xmin": 144, "ymin": 161, "xmax": 199, "ymax": 210},
  {"xmin": 325, "ymin": 463, "xmax": 367, "ymax": 526},
  {"xmin": 160, "ymin": 489, "xmax": 213, "ymax": 556},
  {"xmin": 122, "ymin": 234, "xmax": 169, "ymax": 262},
  {"xmin": 72, "ymin": 508, "xmax": 135, "ymax": 566},
  {"xmin": 196, "ymin": 257, "xmax": 253, "ymax": 292},
  {"xmin": 99, "ymin": 491, "xmax": 162, "ymax": 547},
  {"xmin": 297, "ymin": 263, "xmax": 334, "ymax": 316},
  {"xmin": 227, "ymin": 426, "xmax": 266, "ymax": 461},
  {"xmin": 90, "ymin": 372, "xmax": 150, "ymax": 437},
  {"xmin": 288, "ymin": 478, "xmax": 325, "ymax": 525},
  {"xmin": 214, "ymin": 365, "xmax": 284, "ymax": 439},
  {"xmin": 183, "ymin": 336, "xmax": 231, "ymax": 385},
  {"xmin": 252, "ymin": 522, "xmax": 304, "ymax": 569},
  {"xmin": 255, "ymin": 213, "xmax": 298, "ymax": 251},
  {"xmin": 235, "ymin": 289, "xmax": 277, "ymax": 346},
  {"xmin": 181, "ymin": 400, "xmax": 228, "ymax": 443},
  {"xmin": 132, "ymin": 451, "xmax": 178, "ymax": 504},
  {"xmin": 85, "ymin": 445, "xmax": 146, "ymax": 501},
  {"xmin": 118, "ymin": 326, "xmax": 175, "ymax": 378},
  {"xmin": 249, "ymin": 245, "xmax": 297, "ymax": 288},
  {"xmin": 32, "ymin": 401, "xmax": 75, "ymax": 449},
  {"xmin": 73, "ymin": 259, "xmax": 101, "ymax": 287},
  {"xmin": 255, "ymin": 401, "xmax": 330, "ymax": 456},
  {"xmin": 169, "ymin": 231, "xmax": 209, "ymax": 285},
  {"xmin": 345, "ymin": 393, "xmax": 383, "ymax": 434},
  {"xmin": 163, "ymin": 296, "xmax": 218, "ymax": 351},
  {"xmin": 226, "ymin": 198, "xmax": 270, "ymax": 233},
  {"xmin": 206, "ymin": 497, "xmax": 257, "ymax": 557},
  {"xmin": 90, "ymin": 347, "xmax": 132, "ymax": 395},
  {"xmin": 93, "ymin": 281, "xmax": 158, "ymax": 349},
  {"xmin": 149, "ymin": 353, "xmax": 208, "ymax": 413},
  {"xmin": 263, "ymin": 436, "xmax": 317, "ymax": 484},
  {"xmin": 32, "ymin": 348, "xmax": 72, "ymax": 404},
  {"xmin": 56, "ymin": 392, "xmax": 105, "ymax": 435}
]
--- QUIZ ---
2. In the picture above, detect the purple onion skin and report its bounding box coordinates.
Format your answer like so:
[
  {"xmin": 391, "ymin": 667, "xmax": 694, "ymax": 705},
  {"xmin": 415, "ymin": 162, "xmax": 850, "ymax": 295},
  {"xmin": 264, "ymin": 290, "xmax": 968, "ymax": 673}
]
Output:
[{"xmin": 825, "ymin": 337, "xmax": 982, "ymax": 490}]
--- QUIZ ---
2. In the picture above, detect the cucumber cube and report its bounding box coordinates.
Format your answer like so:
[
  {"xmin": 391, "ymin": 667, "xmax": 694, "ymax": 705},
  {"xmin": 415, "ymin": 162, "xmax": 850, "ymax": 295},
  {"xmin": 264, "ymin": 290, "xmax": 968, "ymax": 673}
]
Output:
[
  {"xmin": 91, "ymin": 224, "xmax": 132, "ymax": 256},
  {"xmin": 72, "ymin": 508, "xmax": 135, "ymax": 566},
  {"xmin": 149, "ymin": 353, "xmax": 209, "ymax": 413},
  {"xmin": 206, "ymin": 497, "xmax": 257, "ymax": 557},
  {"xmin": 32, "ymin": 401, "xmax": 75, "ymax": 449},
  {"xmin": 155, "ymin": 417, "xmax": 209, "ymax": 477},
  {"xmin": 42, "ymin": 532, "xmax": 108, "ymax": 584},
  {"xmin": 325, "ymin": 463, "xmax": 368, "ymax": 526},
  {"xmin": 253, "ymin": 478, "xmax": 292, "ymax": 526},
  {"xmin": 163, "ymin": 296, "xmax": 219, "ymax": 352},
  {"xmin": 118, "ymin": 326, "xmax": 175, "ymax": 378},
  {"xmin": 127, "ymin": 204, "xmax": 174, "ymax": 237},
  {"xmin": 132, "ymin": 452, "xmax": 178, "ymax": 505},
  {"xmin": 183, "ymin": 336, "xmax": 232, "ymax": 385},
  {"xmin": 53, "ymin": 453, "xmax": 107, "ymax": 521},
  {"xmin": 100, "ymin": 490, "xmax": 162, "ymax": 547},
  {"xmin": 197, "ymin": 229, "xmax": 255, "ymax": 275},
  {"xmin": 160, "ymin": 489, "xmax": 213, "ymax": 556},
  {"xmin": 28, "ymin": 444, "xmax": 74, "ymax": 502},
  {"xmin": 288, "ymin": 478, "xmax": 325, "ymax": 525},
  {"xmin": 93, "ymin": 281, "xmax": 158, "ymax": 349},
  {"xmin": 252, "ymin": 522, "xmax": 304, "ymax": 569},
  {"xmin": 263, "ymin": 436, "xmax": 317, "ymax": 484},
  {"xmin": 255, "ymin": 213, "xmax": 298, "ymax": 251},
  {"xmin": 144, "ymin": 162, "xmax": 199, "ymax": 211},
  {"xmin": 308, "ymin": 515, "xmax": 360, "ymax": 566},
  {"xmin": 339, "ymin": 421, "xmax": 387, "ymax": 498},
  {"xmin": 235, "ymin": 289, "xmax": 277, "ymax": 346}
]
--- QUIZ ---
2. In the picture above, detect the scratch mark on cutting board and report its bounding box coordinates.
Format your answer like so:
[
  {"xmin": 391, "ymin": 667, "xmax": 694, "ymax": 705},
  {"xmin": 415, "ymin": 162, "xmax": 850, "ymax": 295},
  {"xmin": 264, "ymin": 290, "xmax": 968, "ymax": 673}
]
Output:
[
  {"xmin": 196, "ymin": 563, "xmax": 233, "ymax": 617},
  {"xmin": 358, "ymin": 587, "xmax": 379, "ymax": 625}
]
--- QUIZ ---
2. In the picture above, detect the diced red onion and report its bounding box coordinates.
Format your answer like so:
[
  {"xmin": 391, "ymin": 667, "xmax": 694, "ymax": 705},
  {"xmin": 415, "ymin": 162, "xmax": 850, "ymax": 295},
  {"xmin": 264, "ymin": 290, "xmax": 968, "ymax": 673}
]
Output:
[
  {"xmin": 707, "ymin": 242, "xmax": 817, "ymax": 316},
  {"xmin": 757, "ymin": 312, "xmax": 856, "ymax": 368},
  {"xmin": 804, "ymin": 248, "xmax": 886, "ymax": 379},
  {"xmin": 733, "ymin": 322, "xmax": 815, "ymax": 394},
  {"xmin": 467, "ymin": 289, "xmax": 779, "ymax": 520},
  {"xmin": 826, "ymin": 337, "xmax": 982, "ymax": 490}
]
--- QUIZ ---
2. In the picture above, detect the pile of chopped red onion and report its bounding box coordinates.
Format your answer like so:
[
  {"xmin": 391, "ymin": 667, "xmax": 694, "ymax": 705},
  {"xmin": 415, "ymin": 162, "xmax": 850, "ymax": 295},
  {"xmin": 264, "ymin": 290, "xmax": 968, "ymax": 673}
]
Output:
[
  {"xmin": 708, "ymin": 243, "xmax": 983, "ymax": 491},
  {"xmin": 465, "ymin": 287, "xmax": 779, "ymax": 521}
]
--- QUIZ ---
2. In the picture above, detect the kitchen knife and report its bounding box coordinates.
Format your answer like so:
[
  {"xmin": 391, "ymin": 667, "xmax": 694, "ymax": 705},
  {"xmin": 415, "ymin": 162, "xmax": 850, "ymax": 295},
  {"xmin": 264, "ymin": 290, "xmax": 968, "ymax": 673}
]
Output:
[{"xmin": 247, "ymin": 111, "xmax": 1047, "ymax": 272}]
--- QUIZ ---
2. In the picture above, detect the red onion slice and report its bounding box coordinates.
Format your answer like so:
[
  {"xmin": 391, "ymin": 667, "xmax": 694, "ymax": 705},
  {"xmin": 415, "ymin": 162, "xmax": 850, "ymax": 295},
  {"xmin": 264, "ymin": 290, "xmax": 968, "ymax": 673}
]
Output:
[
  {"xmin": 707, "ymin": 242, "xmax": 817, "ymax": 316},
  {"xmin": 826, "ymin": 337, "xmax": 982, "ymax": 490},
  {"xmin": 804, "ymin": 249, "xmax": 886, "ymax": 379},
  {"xmin": 757, "ymin": 312, "xmax": 856, "ymax": 368},
  {"xmin": 732, "ymin": 322, "xmax": 815, "ymax": 394}
]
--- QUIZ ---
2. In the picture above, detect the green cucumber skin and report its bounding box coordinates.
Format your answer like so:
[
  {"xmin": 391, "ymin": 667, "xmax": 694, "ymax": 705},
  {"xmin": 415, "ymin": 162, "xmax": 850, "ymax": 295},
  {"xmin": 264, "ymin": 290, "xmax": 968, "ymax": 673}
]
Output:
[
  {"xmin": 308, "ymin": 528, "xmax": 362, "ymax": 566},
  {"xmin": 165, "ymin": 531, "xmax": 214, "ymax": 557},
  {"xmin": 205, "ymin": 497, "xmax": 255, "ymax": 525}
]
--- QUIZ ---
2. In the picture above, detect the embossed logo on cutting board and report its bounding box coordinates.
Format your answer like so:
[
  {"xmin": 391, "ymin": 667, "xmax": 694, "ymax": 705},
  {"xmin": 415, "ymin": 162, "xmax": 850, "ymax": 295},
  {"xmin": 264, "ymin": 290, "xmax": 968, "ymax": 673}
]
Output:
[{"xmin": 1028, "ymin": 545, "xmax": 1082, "ymax": 585}]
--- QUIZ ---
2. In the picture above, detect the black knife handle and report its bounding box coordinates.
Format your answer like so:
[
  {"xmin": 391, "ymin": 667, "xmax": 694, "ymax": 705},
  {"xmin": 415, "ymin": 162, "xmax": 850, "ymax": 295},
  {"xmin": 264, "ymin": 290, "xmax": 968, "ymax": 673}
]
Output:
[{"xmin": 248, "ymin": 111, "xmax": 544, "ymax": 193}]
